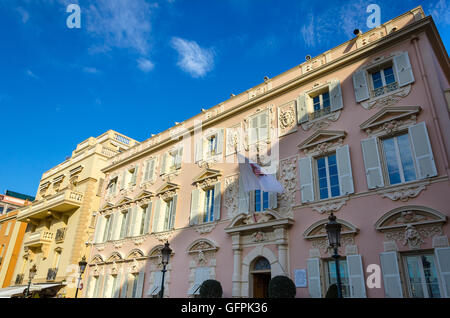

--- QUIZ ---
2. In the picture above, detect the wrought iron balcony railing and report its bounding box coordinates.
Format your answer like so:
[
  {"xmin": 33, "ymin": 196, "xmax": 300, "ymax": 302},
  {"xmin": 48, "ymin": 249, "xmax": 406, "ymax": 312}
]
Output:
[
  {"xmin": 371, "ymin": 81, "xmax": 399, "ymax": 98},
  {"xmin": 311, "ymin": 106, "xmax": 331, "ymax": 120}
]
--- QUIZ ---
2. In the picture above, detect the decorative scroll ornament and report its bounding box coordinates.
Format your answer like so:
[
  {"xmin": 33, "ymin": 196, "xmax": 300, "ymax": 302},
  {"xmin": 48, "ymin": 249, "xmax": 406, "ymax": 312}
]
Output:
[
  {"xmin": 403, "ymin": 224, "xmax": 424, "ymax": 249},
  {"xmin": 384, "ymin": 225, "xmax": 442, "ymax": 250},
  {"xmin": 224, "ymin": 175, "xmax": 239, "ymax": 218},
  {"xmin": 310, "ymin": 197, "xmax": 348, "ymax": 214},
  {"xmin": 278, "ymin": 157, "xmax": 297, "ymax": 218},
  {"xmin": 153, "ymin": 231, "xmax": 174, "ymax": 243},
  {"xmin": 379, "ymin": 182, "xmax": 428, "ymax": 202},
  {"xmin": 301, "ymin": 110, "xmax": 341, "ymax": 131},
  {"xmin": 195, "ymin": 223, "xmax": 217, "ymax": 234},
  {"xmin": 278, "ymin": 101, "xmax": 297, "ymax": 137},
  {"xmin": 361, "ymin": 85, "xmax": 411, "ymax": 110}
]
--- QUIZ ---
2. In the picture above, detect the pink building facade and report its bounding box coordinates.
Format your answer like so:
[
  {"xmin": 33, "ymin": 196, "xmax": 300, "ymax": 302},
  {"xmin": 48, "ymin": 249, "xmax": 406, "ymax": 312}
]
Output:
[{"xmin": 84, "ymin": 7, "xmax": 450, "ymax": 298}]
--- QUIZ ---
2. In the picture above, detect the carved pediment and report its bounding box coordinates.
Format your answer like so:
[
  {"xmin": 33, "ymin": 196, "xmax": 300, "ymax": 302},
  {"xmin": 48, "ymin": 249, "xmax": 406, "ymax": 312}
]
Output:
[
  {"xmin": 100, "ymin": 202, "xmax": 114, "ymax": 211},
  {"xmin": 116, "ymin": 196, "xmax": 133, "ymax": 206},
  {"xmin": 225, "ymin": 211, "xmax": 294, "ymax": 235},
  {"xmin": 303, "ymin": 218, "xmax": 359, "ymax": 239},
  {"xmin": 91, "ymin": 254, "xmax": 104, "ymax": 264},
  {"xmin": 193, "ymin": 168, "xmax": 222, "ymax": 184},
  {"xmin": 135, "ymin": 190, "xmax": 153, "ymax": 200},
  {"xmin": 148, "ymin": 245, "xmax": 164, "ymax": 258},
  {"xmin": 107, "ymin": 252, "xmax": 123, "ymax": 262},
  {"xmin": 187, "ymin": 239, "xmax": 219, "ymax": 253},
  {"xmin": 156, "ymin": 182, "xmax": 179, "ymax": 195},
  {"xmin": 297, "ymin": 130, "xmax": 346, "ymax": 153},
  {"xmin": 375, "ymin": 206, "xmax": 446, "ymax": 231},
  {"xmin": 127, "ymin": 249, "xmax": 145, "ymax": 259},
  {"xmin": 359, "ymin": 106, "xmax": 421, "ymax": 135}
]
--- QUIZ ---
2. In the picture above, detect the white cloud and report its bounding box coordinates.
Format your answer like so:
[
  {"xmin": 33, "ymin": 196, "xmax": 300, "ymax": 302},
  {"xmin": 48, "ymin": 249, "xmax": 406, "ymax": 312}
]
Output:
[
  {"xmin": 86, "ymin": 0, "xmax": 154, "ymax": 55},
  {"xmin": 26, "ymin": 69, "xmax": 40, "ymax": 80},
  {"xmin": 16, "ymin": 7, "xmax": 30, "ymax": 23},
  {"xmin": 428, "ymin": 0, "xmax": 450, "ymax": 25},
  {"xmin": 171, "ymin": 37, "xmax": 215, "ymax": 78},
  {"xmin": 137, "ymin": 58, "xmax": 155, "ymax": 72},
  {"xmin": 82, "ymin": 66, "xmax": 100, "ymax": 74}
]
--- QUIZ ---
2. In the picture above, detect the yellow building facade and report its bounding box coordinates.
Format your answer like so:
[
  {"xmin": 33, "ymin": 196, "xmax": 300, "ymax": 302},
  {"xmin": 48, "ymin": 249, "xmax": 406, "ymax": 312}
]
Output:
[{"xmin": 11, "ymin": 130, "xmax": 138, "ymax": 298}]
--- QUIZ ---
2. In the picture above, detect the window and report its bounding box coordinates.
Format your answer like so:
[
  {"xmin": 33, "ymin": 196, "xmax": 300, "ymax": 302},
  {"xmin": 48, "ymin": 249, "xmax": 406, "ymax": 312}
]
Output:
[
  {"xmin": 161, "ymin": 147, "xmax": 183, "ymax": 175},
  {"xmin": 249, "ymin": 110, "xmax": 269, "ymax": 145},
  {"xmin": 369, "ymin": 64, "xmax": 398, "ymax": 97},
  {"xmin": 316, "ymin": 153, "xmax": 340, "ymax": 200},
  {"xmin": 102, "ymin": 216, "xmax": 112, "ymax": 242},
  {"xmin": 188, "ymin": 267, "xmax": 210, "ymax": 297},
  {"xmin": 120, "ymin": 210, "xmax": 130, "ymax": 239},
  {"xmin": 403, "ymin": 254, "xmax": 442, "ymax": 298},
  {"xmin": 253, "ymin": 190, "xmax": 269, "ymax": 212},
  {"xmin": 312, "ymin": 90, "xmax": 331, "ymax": 119},
  {"xmin": 203, "ymin": 188, "xmax": 215, "ymax": 223},
  {"xmin": 325, "ymin": 259, "xmax": 351, "ymax": 298},
  {"xmin": 163, "ymin": 199, "xmax": 175, "ymax": 231},
  {"xmin": 206, "ymin": 135, "xmax": 217, "ymax": 158},
  {"xmin": 107, "ymin": 177, "xmax": 118, "ymax": 196},
  {"xmin": 0, "ymin": 206, "xmax": 3, "ymax": 214},
  {"xmin": 142, "ymin": 158, "xmax": 156, "ymax": 183},
  {"xmin": 381, "ymin": 133, "xmax": 417, "ymax": 185}
]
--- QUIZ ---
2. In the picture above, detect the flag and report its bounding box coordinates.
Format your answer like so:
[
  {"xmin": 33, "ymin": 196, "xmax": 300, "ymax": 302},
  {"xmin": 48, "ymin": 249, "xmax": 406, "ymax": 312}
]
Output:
[{"xmin": 237, "ymin": 153, "xmax": 284, "ymax": 193}]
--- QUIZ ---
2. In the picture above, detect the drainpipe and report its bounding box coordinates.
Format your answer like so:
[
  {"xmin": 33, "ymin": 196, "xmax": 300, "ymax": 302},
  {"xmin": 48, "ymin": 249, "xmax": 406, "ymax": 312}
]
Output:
[{"xmin": 411, "ymin": 35, "xmax": 450, "ymax": 177}]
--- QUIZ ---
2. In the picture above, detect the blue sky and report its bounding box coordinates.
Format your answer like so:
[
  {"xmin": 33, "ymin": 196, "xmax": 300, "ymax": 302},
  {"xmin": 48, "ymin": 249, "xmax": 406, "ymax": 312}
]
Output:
[{"xmin": 0, "ymin": 0, "xmax": 449, "ymax": 197}]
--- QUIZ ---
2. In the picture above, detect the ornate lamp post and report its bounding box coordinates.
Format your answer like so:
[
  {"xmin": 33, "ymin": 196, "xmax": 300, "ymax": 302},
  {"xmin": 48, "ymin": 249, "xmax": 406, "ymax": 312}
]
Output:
[
  {"xmin": 75, "ymin": 256, "xmax": 88, "ymax": 298},
  {"xmin": 159, "ymin": 241, "xmax": 172, "ymax": 298},
  {"xmin": 25, "ymin": 264, "xmax": 37, "ymax": 298},
  {"xmin": 325, "ymin": 213, "xmax": 343, "ymax": 298}
]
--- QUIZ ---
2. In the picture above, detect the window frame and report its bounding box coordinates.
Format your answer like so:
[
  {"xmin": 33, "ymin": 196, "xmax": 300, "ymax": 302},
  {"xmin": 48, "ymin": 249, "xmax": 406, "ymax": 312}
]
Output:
[
  {"xmin": 310, "ymin": 88, "xmax": 331, "ymax": 119},
  {"xmin": 315, "ymin": 153, "xmax": 341, "ymax": 200},
  {"xmin": 366, "ymin": 60, "xmax": 399, "ymax": 98},
  {"xmin": 323, "ymin": 257, "xmax": 351, "ymax": 298}
]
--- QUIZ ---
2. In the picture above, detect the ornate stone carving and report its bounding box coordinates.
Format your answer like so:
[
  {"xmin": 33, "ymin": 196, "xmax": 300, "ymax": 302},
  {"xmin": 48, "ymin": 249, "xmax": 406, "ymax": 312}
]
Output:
[
  {"xmin": 95, "ymin": 243, "xmax": 106, "ymax": 251},
  {"xmin": 160, "ymin": 190, "xmax": 177, "ymax": 201},
  {"xmin": 224, "ymin": 175, "xmax": 239, "ymax": 218},
  {"xmin": 403, "ymin": 224, "xmax": 424, "ymax": 249},
  {"xmin": 310, "ymin": 197, "xmax": 349, "ymax": 214},
  {"xmin": 113, "ymin": 240, "xmax": 124, "ymax": 250},
  {"xmin": 132, "ymin": 236, "xmax": 146, "ymax": 246},
  {"xmin": 384, "ymin": 225, "xmax": 442, "ymax": 250},
  {"xmin": 242, "ymin": 213, "xmax": 273, "ymax": 224},
  {"xmin": 251, "ymin": 231, "xmax": 266, "ymax": 242},
  {"xmin": 361, "ymin": 85, "xmax": 411, "ymax": 110},
  {"xmin": 197, "ymin": 177, "xmax": 219, "ymax": 190},
  {"xmin": 380, "ymin": 183, "xmax": 427, "ymax": 201},
  {"xmin": 311, "ymin": 235, "xmax": 355, "ymax": 255},
  {"xmin": 130, "ymin": 259, "xmax": 140, "ymax": 274},
  {"xmin": 111, "ymin": 261, "xmax": 118, "ymax": 275},
  {"xmin": 153, "ymin": 231, "xmax": 174, "ymax": 243},
  {"xmin": 195, "ymin": 222, "xmax": 217, "ymax": 234},
  {"xmin": 278, "ymin": 101, "xmax": 297, "ymax": 137},
  {"xmin": 300, "ymin": 110, "xmax": 341, "ymax": 131},
  {"xmin": 93, "ymin": 264, "xmax": 100, "ymax": 277},
  {"xmin": 301, "ymin": 137, "xmax": 344, "ymax": 156},
  {"xmin": 278, "ymin": 157, "xmax": 297, "ymax": 218}
]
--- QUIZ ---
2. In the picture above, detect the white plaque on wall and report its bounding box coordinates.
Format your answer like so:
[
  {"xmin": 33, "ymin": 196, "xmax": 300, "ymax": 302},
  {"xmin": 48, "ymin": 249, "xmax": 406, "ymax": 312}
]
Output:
[{"xmin": 294, "ymin": 269, "xmax": 307, "ymax": 287}]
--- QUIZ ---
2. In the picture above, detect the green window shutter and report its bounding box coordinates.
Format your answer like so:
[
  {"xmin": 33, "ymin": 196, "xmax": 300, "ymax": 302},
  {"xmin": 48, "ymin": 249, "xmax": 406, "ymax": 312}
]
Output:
[
  {"xmin": 347, "ymin": 254, "xmax": 367, "ymax": 298},
  {"xmin": 190, "ymin": 189, "xmax": 200, "ymax": 225},
  {"xmin": 379, "ymin": 252, "xmax": 403, "ymax": 298}
]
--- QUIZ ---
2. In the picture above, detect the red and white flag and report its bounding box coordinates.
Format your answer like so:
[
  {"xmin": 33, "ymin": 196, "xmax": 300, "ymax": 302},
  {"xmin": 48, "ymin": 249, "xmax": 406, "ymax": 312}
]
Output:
[{"xmin": 238, "ymin": 153, "xmax": 284, "ymax": 193}]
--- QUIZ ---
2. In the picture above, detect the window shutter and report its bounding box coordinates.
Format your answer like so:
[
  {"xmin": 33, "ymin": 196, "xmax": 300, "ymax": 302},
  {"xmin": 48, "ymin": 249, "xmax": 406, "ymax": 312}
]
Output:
[
  {"xmin": 120, "ymin": 171, "xmax": 126, "ymax": 189},
  {"xmin": 131, "ymin": 166, "xmax": 138, "ymax": 185},
  {"xmin": 352, "ymin": 70, "xmax": 370, "ymax": 102},
  {"xmin": 113, "ymin": 272, "xmax": 122, "ymax": 298},
  {"xmin": 347, "ymin": 254, "xmax": 367, "ymax": 298},
  {"xmin": 213, "ymin": 182, "xmax": 221, "ymax": 220},
  {"xmin": 307, "ymin": 258, "xmax": 322, "ymax": 298},
  {"xmin": 143, "ymin": 203, "xmax": 152, "ymax": 235},
  {"xmin": 101, "ymin": 274, "xmax": 110, "ymax": 298},
  {"xmin": 104, "ymin": 275, "xmax": 114, "ymax": 298},
  {"xmin": 95, "ymin": 274, "xmax": 104, "ymax": 298},
  {"xmin": 249, "ymin": 115, "xmax": 259, "ymax": 145},
  {"xmin": 107, "ymin": 213, "xmax": 115, "ymax": 241},
  {"xmin": 124, "ymin": 208, "xmax": 132, "ymax": 237},
  {"xmin": 195, "ymin": 136, "xmax": 203, "ymax": 162},
  {"xmin": 269, "ymin": 192, "xmax": 277, "ymax": 209},
  {"xmin": 160, "ymin": 153, "xmax": 168, "ymax": 175},
  {"xmin": 143, "ymin": 161, "xmax": 150, "ymax": 182},
  {"xmin": 119, "ymin": 211, "xmax": 128, "ymax": 239},
  {"xmin": 380, "ymin": 252, "xmax": 403, "ymax": 298},
  {"xmin": 361, "ymin": 137, "xmax": 384, "ymax": 189},
  {"xmin": 298, "ymin": 157, "xmax": 314, "ymax": 203},
  {"xmin": 175, "ymin": 147, "xmax": 183, "ymax": 169},
  {"xmin": 394, "ymin": 52, "xmax": 415, "ymax": 87},
  {"xmin": 336, "ymin": 145, "xmax": 354, "ymax": 195},
  {"xmin": 297, "ymin": 94, "xmax": 309, "ymax": 124},
  {"xmin": 149, "ymin": 159, "xmax": 156, "ymax": 182},
  {"xmin": 169, "ymin": 195, "xmax": 178, "ymax": 229},
  {"xmin": 135, "ymin": 270, "xmax": 145, "ymax": 298},
  {"xmin": 94, "ymin": 214, "xmax": 105, "ymax": 243},
  {"xmin": 190, "ymin": 189, "xmax": 200, "ymax": 225},
  {"xmin": 133, "ymin": 206, "xmax": 143, "ymax": 237},
  {"xmin": 238, "ymin": 175, "xmax": 249, "ymax": 214},
  {"xmin": 111, "ymin": 211, "xmax": 120, "ymax": 240},
  {"xmin": 216, "ymin": 129, "xmax": 224, "ymax": 155},
  {"xmin": 435, "ymin": 247, "xmax": 450, "ymax": 298},
  {"xmin": 259, "ymin": 111, "xmax": 269, "ymax": 142},
  {"xmin": 85, "ymin": 275, "xmax": 95, "ymax": 298},
  {"xmin": 112, "ymin": 179, "xmax": 117, "ymax": 194},
  {"xmin": 330, "ymin": 80, "xmax": 344, "ymax": 112},
  {"xmin": 408, "ymin": 122, "xmax": 437, "ymax": 179}
]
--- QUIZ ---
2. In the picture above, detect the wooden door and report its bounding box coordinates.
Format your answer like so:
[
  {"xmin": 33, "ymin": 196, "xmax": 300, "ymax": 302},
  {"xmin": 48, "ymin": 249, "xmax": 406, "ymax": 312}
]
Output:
[{"xmin": 253, "ymin": 273, "xmax": 271, "ymax": 298}]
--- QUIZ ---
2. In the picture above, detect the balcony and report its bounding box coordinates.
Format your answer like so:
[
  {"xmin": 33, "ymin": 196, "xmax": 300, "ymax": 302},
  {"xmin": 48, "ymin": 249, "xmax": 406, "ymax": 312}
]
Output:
[
  {"xmin": 18, "ymin": 189, "xmax": 83, "ymax": 221},
  {"xmin": 23, "ymin": 230, "xmax": 54, "ymax": 248},
  {"xmin": 371, "ymin": 82, "xmax": 399, "ymax": 98},
  {"xmin": 46, "ymin": 268, "xmax": 58, "ymax": 281},
  {"xmin": 15, "ymin": 274, "xmax": 24, "ymax": 285}
]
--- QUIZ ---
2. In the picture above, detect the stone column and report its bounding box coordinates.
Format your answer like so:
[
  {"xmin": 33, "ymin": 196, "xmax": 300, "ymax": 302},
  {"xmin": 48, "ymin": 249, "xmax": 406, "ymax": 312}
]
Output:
[
  {"xmin": 231, "ymin": 233, "xmax": 241, "ymax": 297},
  {"xmin": 275, "ymin": 226, "xmax": 288, "ymax": 275}
]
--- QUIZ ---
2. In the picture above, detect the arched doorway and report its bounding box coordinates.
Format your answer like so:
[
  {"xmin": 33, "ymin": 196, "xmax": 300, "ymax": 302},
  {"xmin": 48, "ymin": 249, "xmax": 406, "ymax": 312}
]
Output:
[{"xmin": 250, "ymin": 257, "xmax": 271, "ymax": 298}]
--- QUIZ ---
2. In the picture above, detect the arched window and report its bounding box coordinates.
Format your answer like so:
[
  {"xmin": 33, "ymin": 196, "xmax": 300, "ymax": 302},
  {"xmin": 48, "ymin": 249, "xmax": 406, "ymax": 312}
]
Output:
[{"xmin": 253, "ymin": 257, "xmax": 271, "ymax": 271}]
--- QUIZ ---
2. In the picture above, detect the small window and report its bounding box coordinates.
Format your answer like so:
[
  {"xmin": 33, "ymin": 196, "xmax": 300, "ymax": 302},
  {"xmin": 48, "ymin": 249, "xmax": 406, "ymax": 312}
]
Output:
[
  {"xmin": 325, "ymin": 259, "xmax": 351, "ymax": 298},
  {"xmin": 253, "ymin": 190, "xmax": 269, "ymax": 212},
  {"xmin": 253, "ymin": 257, "xmax": 271, "ymax": 271},
  {"xmin": 163, "ymin": 198, "xmax": 176, "ymax": 231},
  {"xmin": 311, "ymin": 90, "xmax": 331, "ymax": 119},
  {"xmin": 381, "ymin": 133, "xmax": 417, "ymax": 185},
  {"xmin": 403, "ymin": 253, "xmax": 442, "ymax": 298},
  {"xmin": 206, "ymin": 135, "xmax": 217, "ymax": 158},
  {"xmin": 369, "ymin": 63, "xmax": 398, "ymax": 97},
  {"xmin": 203, "ymin": 188, "xmax": 215, "ymax": 223},
  {"xmin": 316, "ymin": 153, "xmax": 340, "ymax": 200}
]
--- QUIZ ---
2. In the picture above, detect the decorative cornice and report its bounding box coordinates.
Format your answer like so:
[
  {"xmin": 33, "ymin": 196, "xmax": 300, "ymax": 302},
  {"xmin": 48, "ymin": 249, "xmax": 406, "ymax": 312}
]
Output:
[{"xmin": 310, "ymin": 196, "xmax": 349, "ymax": 214}]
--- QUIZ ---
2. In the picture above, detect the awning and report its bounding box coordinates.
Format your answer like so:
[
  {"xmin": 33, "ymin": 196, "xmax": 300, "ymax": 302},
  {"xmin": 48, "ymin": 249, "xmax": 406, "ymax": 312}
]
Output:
[{"xmin": 0, "ymin": 283, "xmax": 64, "ymax": 298}]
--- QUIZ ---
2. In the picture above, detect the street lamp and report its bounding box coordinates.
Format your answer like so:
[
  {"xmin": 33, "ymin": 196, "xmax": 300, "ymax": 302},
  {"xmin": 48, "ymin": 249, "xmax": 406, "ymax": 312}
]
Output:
[
  {"xmin": 75, "ymin": 256, "xmax": 88, "ymax": 298},
  {"xmin": 25, "ymin": 264, "xmax": 37, "ymax": 298},
  {"xmin": 325, "ymin": 213, "xmax": 343, "ymax": 298},
  {"xmin": 159, "ymin": 241, "xmax": 172, "ymax": 298}
]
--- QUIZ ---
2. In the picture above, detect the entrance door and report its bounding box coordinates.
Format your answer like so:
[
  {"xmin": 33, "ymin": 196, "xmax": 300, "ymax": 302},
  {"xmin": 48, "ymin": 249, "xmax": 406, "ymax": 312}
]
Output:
[{"xmin": 253, "ymin": 273, "xmax": 271, "ymax": 298}]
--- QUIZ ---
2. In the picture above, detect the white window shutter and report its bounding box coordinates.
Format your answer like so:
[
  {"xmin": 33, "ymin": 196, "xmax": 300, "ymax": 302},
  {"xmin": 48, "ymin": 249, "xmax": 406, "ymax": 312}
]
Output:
[
  {"xmin": 143, "ymin": 203, "xmax": 152, "ymax": 235},
  {"xmin": 216, "ymin": 129, "xmax": 224, "ymax": 155},
  {"xmin": 269, "ymin": 192, "xmax": 277, "ymax": 209},
  {"xmin": 195, "ymin": 136, "xmax": 203, "ymax": 162},
  {"xmin": 330, "ymin": 80, "xmax": 344, "ymax": 112},
  {"xmin": 352, "ymin": 70, "xmax": 370, "ymax": 102},
  {"xmin": 160, "ymin": 153, "xmax": 168, "ymax": 175},
  {"xmin": 119, "ymin": 211, "xmax": 128, "ymax": 239},
  {"xmin": 120, "ymin": 274, "xmax": 128, "ymax": 298},
  {"xmin": 131, "ymin": 166, "xmax": 138, "ymax": 185},
  {"xmin": 94, "ymin": 214, "xmax": 105, "ymax": 244},
  {"xmin": 95, "ymin": 274, "xmax": 104, "ymax": 298},
  {"xmin": 213, "ymin": 182, "xmax": 221, "ymax": 220},
  {"xmin": 101, "ymin": 274, "xmax": 110, "ymax": 298},
  {"xmin": 249, "ymin": 115, "xmax": 259, "ymax": 145},
  {"xmin": 133, "ymin": 206, "xmax": 143, "ymax": 237},
  {"xmin": 361, "ymin": 137, "xmax": 384, "ymax": 189},
  {"xmin": 169, "ymin": 195, "xmax": 178, "ymax": 229},
  {"xmin": 380, "ymin": 252, "xmax": 403, "ymax": 298},
  {"xmin": 149, "ymin": 159, "xmax": 156, "ymax": 182},
  {"xmin": 297, "ymin": 94, "xmax": 309, "ymax": 124},
  {"xmin": 298, "ymin": 156, "xmax": 314, "ymax": 203},
  {"xmin": 111, "ymin": 211, "xmax": 121, "ymax": 241},
  {"xmin": 127, "ymin": 206, "xmax": 137, "ymax": 237},
  {"xmin": 152, "ymin": 199, "xmax": 161, "ymax": 233},
  {"xmin": 307, "ymin": 258, "xmax": 322, "ymax": 298},
  {"xmin": 143, "ymin": 161, "xmax": 150, "ymax": 182},
  {"xmin": 135, "ymin": 270, "xmax": 145, "ymax": 298},
  {"xmin": 259, "ymin": 111, "xmax": 269, "ymax": 142},
  {"xmin": 120, "ymin": 171, "xmax": 126, "ymax": 189},
  {"xmin": 238, "ymin": 175, "xmax": 249, "ymax": 214},
  {"xmin": 104, "ymin": 275, "xmax": 114, "ymax": 298},
  {"xmin": 175, "ymin": 147, "xmax": 183, "ymax": 169},
  {"xmin": 394, "ymin": 52, "xmax": 415, "ymax": 87},
  {"xmin": 336, "ymin": 145, "xmax": 354, "ymax": 195},
  {"xmin": 85, "ymin": 275, "xmax": 95, "ymax": 298},
  {"xmin": 347, "ymin": 254, "xmax": 367, "ymax": 298},
  {"xmin": 435, "ymin": 247, "xmax": 450, "ymax": 298},
  {"xmin": 107, "ymin": 213, "xmax": 115, "ymax": 241},
  {"xmin": 190, "ymin": 189, "xmax": 200, "ymax": 225},
  {"xmin": 409, "ymin": 122, "xmax": 437, "ymax": 179}
]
